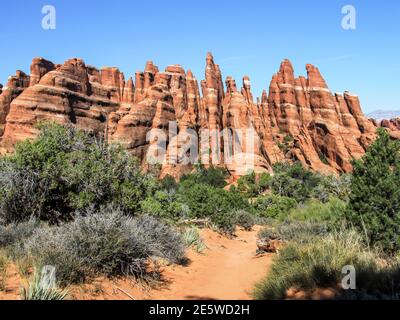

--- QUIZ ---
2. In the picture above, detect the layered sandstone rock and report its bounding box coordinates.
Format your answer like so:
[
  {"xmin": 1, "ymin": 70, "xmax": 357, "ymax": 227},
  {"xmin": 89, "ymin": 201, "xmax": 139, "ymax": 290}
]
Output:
[
  {"xmin": 29, "ymin": 57, "xmax": 56, "ymax": 87},
  {"xmin": 0, "ymin": 58, "xmax": 120, "ymax": 150},
  {"xmin": 0, "ymin": 71, "xmax": 30, "ymax": 138},
  {"xmin": 0, "ymin": 54, "xmax": 393, "ymax": 176},
  {"xmin": 380, "ymin": 118, "xmax": 400, "ymax": 139},
  {"xmin": 266, "ymin": 60, "xmax": 381, "ymax": 174},
  {"xmin": 109, "ymin": 66, "xmax": 176, "ymax": 163}
]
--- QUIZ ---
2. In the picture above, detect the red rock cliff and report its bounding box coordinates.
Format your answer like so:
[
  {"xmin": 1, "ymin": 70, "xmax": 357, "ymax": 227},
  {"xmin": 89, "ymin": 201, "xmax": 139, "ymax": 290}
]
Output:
[{"xmin": 0, "ymin": 54, "xmax": 394, "ymax": 177}]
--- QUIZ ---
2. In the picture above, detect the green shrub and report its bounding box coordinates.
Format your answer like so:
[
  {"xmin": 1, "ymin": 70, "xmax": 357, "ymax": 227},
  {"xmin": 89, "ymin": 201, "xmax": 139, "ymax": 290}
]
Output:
[
  {"xmin": 0, "ymin": 122, "xmax": 157, "ymax": 224},
  {"xmin": 180, "ymin": 165, "xmax": 228, "ymax": 189},
  {"xmin": 311, "ymin": 175, "xmax": 351, "ymax": 203},
  {"xmin": 23, "ymin": 206, "xmax": 185, "ymax": 286},
  {"xmin": 270, "ymin": 162, "xmax": 323, "ymax": 203},
  {"xmin": 237, "ymin": 172, "xmax": 258, "ymax": 196},
  {"xmin": 160, "ymin": 175, "xmax": 179, "ymax": 191},
  {"xmin": 283, "ymin": 135, "xmax": 294, "ymax": 143},
  {"xmin": 237, "ymin": 172, "xmax": 272, "ymax": 197},
  {"xmin": 284, "ymin": 198, "xmax": 346, "ymax": 223},
  {"xmin": 253, "ymin": 195, "xmax": 297, "ymax": 219},
  {"xmin": 347, "ymin": 129, "xmax": 400, "ymax": 254},
  {"xmin": 210, "ymin": 209, "xmax": 256, "ymax": 234},
  {"xmin": 140, "ymin": 190, "xmax": 188, "ymax": 221}
]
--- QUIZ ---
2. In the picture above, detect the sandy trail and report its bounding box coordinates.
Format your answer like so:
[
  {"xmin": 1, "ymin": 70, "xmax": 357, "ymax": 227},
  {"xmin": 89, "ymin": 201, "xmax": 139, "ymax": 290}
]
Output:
[
  {"xmin": 0, "ymin": 227, "xmax": 273, "ymax": 300},
  {"xmin": 149, "ymin": 227, "xmax": 273, "ymax": 300}
]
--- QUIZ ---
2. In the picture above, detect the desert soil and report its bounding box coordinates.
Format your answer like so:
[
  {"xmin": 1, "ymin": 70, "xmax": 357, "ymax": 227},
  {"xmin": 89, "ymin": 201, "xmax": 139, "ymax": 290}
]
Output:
[{"xmin": 0, "ymin": 226, "xmax": 273, "ymax": 300}]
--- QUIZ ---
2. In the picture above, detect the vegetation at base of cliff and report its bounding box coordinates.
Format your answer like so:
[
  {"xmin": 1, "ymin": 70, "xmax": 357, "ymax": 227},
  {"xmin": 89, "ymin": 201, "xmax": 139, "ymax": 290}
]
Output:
[
  {"xmin": 20, "ymin": 269, "xmax": 70, "ymax": 300},
  {"xmin": 0, "ymin": 122, "xmax": 158, "ymax": 224},
  {"xmin": 20, "ymin": 207, "xmax": 185, "ymax": 286},
  {"xmin": 346, "ymin": 129, "xmax": 400, "ymax": 254},
  {"xmin": 254, "ymin": 128, "xmax": 400, "ymax": 300},
  {"xmin": 0, "ymin": 122, "xmax": 400, "ymax": 299},
  {"xmin": 254, "ymin": 229, "xmax": 400, "ymax": 300}
]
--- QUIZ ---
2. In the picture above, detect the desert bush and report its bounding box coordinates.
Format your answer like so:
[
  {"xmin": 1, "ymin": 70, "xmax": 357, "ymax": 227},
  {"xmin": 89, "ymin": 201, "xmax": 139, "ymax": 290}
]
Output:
[
  {"xmin": 231, "ymin": 209, "xmax": 257, "ymax": 231},
  {"xmin": 211, "ymin": 209, "xmax": 257, "ymax": 234},
  {"xmin": 0, "ymin": 122, "xmax": 157, "ymax": 224},
  {"xmin": 131, "ymin": 213, "xmax": 186, "ymax": 264},
  {"xmin": 255, "ymin": 197, "xmax": 345, "ymax": 246},
  {"xmin": 275, "ymin": 220, "xmax": 329, "ymax": 242},
  {"xmin": 347, "ymin": 129, "xmax": 400, "ymax": 254},
  {"xmin": 253, "ymin": 195, "xmax": 297, "ymax": 219},
  {"xmin": 257, "ymin": 220, "xmax": 328, "ymax": 245},
  {"xmin": 20, "ymin": 269, "xmax": 69, "ymax": 300},
  {"xmin": 140, "ymin": 190, "xmax": 188, "ymax": 221},
  {"xmin": 258, "ymin": 227, "xmax": 279, "ymax": 241},
  {"xmin": 24, "ymin": 226, "xmax": 88, "ymax": 286},
  {"xmin": 142, "ymin": 178, "xmax": 254, "ymax": 233},
  {"xmin": 0, "ymin": 161, "xmax": 49, "ymax": 224},
  {"xmin": 0, "ymin": 219, "xmax": 39, "ymax": 248},
  {"xmin": 253, "ymin": 230, "xmax": 382, "ymax": 300},
  {"xmin": 23, "ymin": 206, "xmax": 185, "ymax": 286},
  {"xmin": 179, "ymin": 182, "xmax": 249, "ymax": 218},
  {"xmin": 311, "ymin": 174, "xmax": 351, "ymax": 203},
  {"xmin": 270, "ymin": 162, "xmax": 323, "ymax": 203}
]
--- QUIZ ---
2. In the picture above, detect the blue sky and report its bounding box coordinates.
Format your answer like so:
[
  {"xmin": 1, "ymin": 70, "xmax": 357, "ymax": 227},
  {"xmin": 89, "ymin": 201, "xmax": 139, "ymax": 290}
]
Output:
[{"xmin": 1, "ymin": 0, "xmax": 399, "ymax": 112}]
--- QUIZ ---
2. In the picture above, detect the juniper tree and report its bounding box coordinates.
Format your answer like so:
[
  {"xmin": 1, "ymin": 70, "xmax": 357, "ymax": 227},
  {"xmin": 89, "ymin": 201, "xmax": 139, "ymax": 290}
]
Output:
[{"xmin": 347, "ymin": 128, "xmax": 400, "ymax": 253}]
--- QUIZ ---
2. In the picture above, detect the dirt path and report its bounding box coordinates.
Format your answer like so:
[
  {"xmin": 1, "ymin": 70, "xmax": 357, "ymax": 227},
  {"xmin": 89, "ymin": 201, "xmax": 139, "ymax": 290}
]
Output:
[
  {"xmin": 73, "ymin": 227, "xmax": 274, "ymax": 300},
  {"xmin": 148, "ymin": 227, "xmax": 273, "ymax": 300},
  {"xmin": 0, "ymin": 227, "xmax": 273, "ymax": 300}
]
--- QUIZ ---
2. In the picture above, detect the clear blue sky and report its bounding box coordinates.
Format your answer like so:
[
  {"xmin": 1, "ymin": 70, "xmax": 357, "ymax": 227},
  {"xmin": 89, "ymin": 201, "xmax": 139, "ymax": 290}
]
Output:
[{"xmin": 1, "ymin": 0, "xmax": 399, "ymax": 112}]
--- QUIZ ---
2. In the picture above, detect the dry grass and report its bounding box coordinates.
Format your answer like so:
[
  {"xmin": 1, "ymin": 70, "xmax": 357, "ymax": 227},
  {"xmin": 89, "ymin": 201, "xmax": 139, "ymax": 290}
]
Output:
[
  {"xmin": 0, "ymin": 250, "xmax": 8, "ymax": 291},
  {"xmin": 253, "ymin": 229, "xmax": 400, "ymax": 300}
]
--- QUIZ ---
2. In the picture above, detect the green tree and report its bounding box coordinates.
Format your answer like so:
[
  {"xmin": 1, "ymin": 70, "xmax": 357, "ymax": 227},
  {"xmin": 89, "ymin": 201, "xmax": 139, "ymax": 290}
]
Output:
[
  {"xmin": 237, "ymin": 171, "xmax": 272, "ymax": 197},
  {"xmin": 0, "ymin": 122, "xmax": 157, "ymax": 223},
  {"xmin": 253, "ymin": 194, "xmax": 298, "ymax": 219},
  {"xmin": 180, "ymin": 165, "xmax": 228, "ymax": 189},
  {"xmin": 270, "ymin": 162, "xmax": 322, "ymax": 203},
  {"xmin": 347, "ymin": 129, "xmax": 400, "ymax": 253}
]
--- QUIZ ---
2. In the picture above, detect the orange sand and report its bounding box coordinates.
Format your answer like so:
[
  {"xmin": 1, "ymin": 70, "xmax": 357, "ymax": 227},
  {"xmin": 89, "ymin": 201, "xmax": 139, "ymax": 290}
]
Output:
[{"xmin": 0, "ymin": 227, "xmax": 272, "ymax": 300}]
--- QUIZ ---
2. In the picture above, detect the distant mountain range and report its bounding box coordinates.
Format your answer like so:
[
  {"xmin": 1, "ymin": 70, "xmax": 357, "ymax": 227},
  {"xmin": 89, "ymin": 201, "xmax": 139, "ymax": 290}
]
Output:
[{"xmin": 367, "ymin": 110, "xmax": 400, "ymax": 121}]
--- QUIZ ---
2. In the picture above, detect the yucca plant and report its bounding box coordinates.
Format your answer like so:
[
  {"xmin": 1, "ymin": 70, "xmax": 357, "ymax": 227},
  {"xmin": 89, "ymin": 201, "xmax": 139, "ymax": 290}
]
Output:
[
  {"xmin": 183, "ymin": 227, "xmax": 206, "ymax": 253},
  {"xmin": 20, "ymin": 268, "xmax": 69, "ymax": 300}
]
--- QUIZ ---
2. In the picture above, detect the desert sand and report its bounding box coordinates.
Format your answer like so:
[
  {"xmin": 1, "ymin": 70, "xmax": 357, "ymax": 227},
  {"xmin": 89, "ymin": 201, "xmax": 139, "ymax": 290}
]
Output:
[{"xmin": 0, "ymin": 227, "xmax": 273, "ymax": 300}]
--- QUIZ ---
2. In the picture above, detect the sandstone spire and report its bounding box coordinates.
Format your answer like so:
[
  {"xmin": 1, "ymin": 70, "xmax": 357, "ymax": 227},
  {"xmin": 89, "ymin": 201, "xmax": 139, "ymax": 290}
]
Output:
[{"xmin": 0, "ymin": 54, "xmax": 396, "ymax": 176}]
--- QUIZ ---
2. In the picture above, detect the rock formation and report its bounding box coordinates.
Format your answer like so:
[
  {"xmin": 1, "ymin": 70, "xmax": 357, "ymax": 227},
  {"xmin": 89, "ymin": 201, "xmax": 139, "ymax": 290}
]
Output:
[
  {"xmin": 0, "ymin": 70, "xmax": 30, "ymax": 138},
  {"xmin": 380, "ymin": 117, "xmax": 400, "ymax": 139},
  {"xmin": 0, "ymin": 54, "xmax": 397, "ymax": 177}
]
